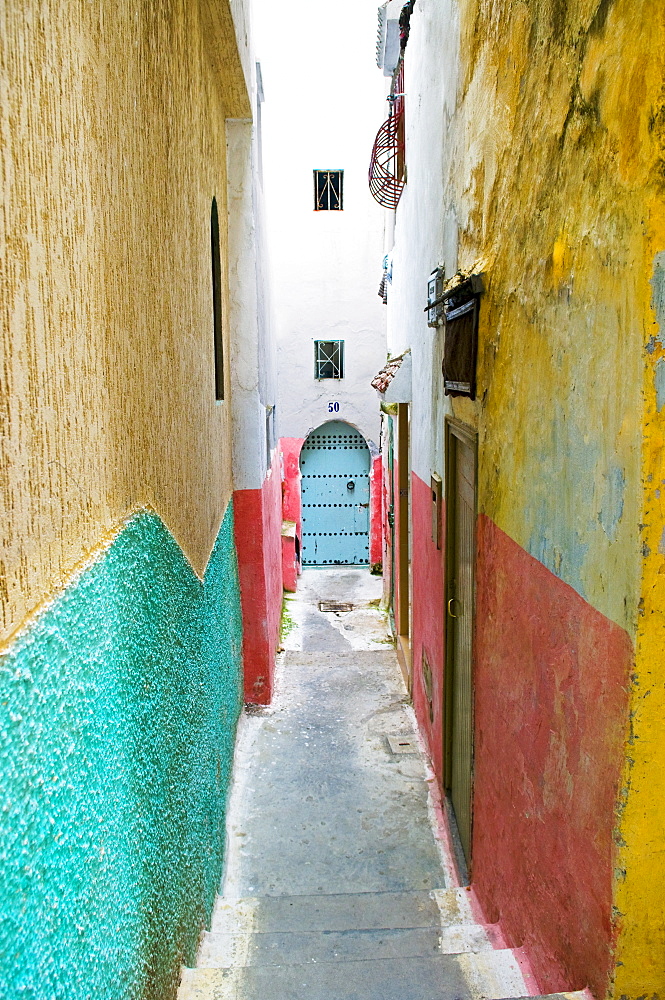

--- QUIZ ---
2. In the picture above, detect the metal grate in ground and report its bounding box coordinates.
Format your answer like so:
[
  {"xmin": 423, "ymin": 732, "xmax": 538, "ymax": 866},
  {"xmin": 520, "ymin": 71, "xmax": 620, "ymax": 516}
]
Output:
[{"xmin": 318, "ymin": 600, "xmax": 354, "ymax": 612}]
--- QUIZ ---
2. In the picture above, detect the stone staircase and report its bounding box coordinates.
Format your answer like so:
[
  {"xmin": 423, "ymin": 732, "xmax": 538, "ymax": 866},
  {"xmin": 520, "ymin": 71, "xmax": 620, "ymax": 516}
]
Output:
[
  {"xmin": 177, "ymin": 579, "xmax": 589, "ymax": 1000},
  {"xmin": 177, "ymin": 885, "xmax": 587, "ymax": 1000}
]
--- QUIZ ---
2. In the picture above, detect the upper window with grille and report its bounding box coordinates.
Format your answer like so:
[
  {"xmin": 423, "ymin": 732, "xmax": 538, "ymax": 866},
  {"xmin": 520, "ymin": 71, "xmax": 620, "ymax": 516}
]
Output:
[
  {"xmin": 315, "ymin": 340, "xmax": 344, "ymax": 379},
  {"xmin": 314, "ymin": 170, "xmax": 343, "ymax": 211}
]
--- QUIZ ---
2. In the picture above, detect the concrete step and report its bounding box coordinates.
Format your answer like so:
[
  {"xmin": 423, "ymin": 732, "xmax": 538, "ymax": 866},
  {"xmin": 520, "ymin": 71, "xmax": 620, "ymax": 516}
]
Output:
[
  {"xmin": 179, "ymin": 952, "xmax": 474, "ymax": 1000},
  {"xmin": 197, "ymin": 887, "xmax": 508, "ymax": 968},
  {"xmin": 498, "ymin": 996, "xmax": 589, "ymax": 1000},
  {"xmin": 456, "ymin": 948, "xmax": 528, "ymax": 998},
  {"xmin": 199, "ymin": 925, "xmax": 444, "ymax": 967},
  {"xmin": 211, "ymin": 889, "xmax": 447, "ymax": 935},
  {"xmin": 432, "ymin": 887, "xmax": 483, "ymax": 925},
  {"xmin": 179, "ymin": 960, "xmax": 589, "ymax": 1000},
  {"xmin": 431, "ymin": 887, "xmax": 502, "ymax": 953},
  {"xmin": 178, "ymin": 949, "xmax": 535, "ymax": 1000}
]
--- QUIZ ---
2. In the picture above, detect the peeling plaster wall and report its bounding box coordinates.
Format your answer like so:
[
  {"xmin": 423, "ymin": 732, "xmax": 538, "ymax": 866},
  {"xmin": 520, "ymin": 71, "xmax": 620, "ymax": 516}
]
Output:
[
  {"xmin": 451, "ymin": 4, "xmax": 665, "ymax": 990},
  {"xmin": 464, "ymin": 0, "xmax": 648, "ymax": 636},
  {"xmin": 614, "ymin": 234, "xmax": 665, "ymax": 989},
  {"xmin": 1, "ymin": 0, "xmax": 248, "ymax": 642},
  {"xmin": 0, "ymin": 506, "xmax": 243, "ymax": 1000},
  {"xmin": 386, "ymin": 0, "xmax": 665, "ymax": 994}
]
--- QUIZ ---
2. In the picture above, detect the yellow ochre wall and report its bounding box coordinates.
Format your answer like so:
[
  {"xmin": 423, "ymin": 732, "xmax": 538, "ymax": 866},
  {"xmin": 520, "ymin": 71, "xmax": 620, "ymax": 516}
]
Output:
[
  {"xmin": 446, "ymin": 0, "xmax": 665, "ymax": 993},
  {"xmin": 1, "ymin": 0, "xmax": 251, "ymax": 644},
  {"xmin": 453, "ymin": 0, "xmax": 662, "ymax": 633}
]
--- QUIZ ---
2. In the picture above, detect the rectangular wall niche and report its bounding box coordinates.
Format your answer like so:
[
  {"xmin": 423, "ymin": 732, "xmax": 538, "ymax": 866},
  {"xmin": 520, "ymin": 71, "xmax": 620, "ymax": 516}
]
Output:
[{"xmin": 441, "ymin": 275, "xmax": 483, "ymax": 399}]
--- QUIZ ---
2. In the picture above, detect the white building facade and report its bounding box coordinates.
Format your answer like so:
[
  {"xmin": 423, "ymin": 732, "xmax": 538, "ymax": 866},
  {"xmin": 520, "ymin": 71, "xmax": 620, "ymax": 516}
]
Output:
[{"xmin": 254, "ymin": 0, "xmax": 388, "ymax": 577}]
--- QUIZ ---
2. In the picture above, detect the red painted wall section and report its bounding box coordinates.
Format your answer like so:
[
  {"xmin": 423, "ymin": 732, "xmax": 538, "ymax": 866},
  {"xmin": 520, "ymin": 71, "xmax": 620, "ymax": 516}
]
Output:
[
  {"xmin": 279, "ymin": 437, "xmax": 304, "ymax": 593},
  {"xmin": 280, "ymin": 437, "xmax": 303, "ymax": 530},
  {"xmin": 380, "ymin": 427, "xmax": 393, "ymax": 610},
  {"xmin": 410, "ymin": 472, "xmax": 445, "ymax": 784},
  {"xmin": 370, "ymin": 454, "xmax": 383, "ymax": 568},
  {"xmin": 393, "ymin": 454, "xmax": 405, "ymax": 628},
  {"xmin": 233, "ymin": 450, "xmax": 284, "ymax": 704},
  {"xmin": 281, "ymin": 533, "xmax": 297, "ymax": 594},
  {"xmin": 472, "ymin": 514, "xmax": 632, "ymax": 996}
]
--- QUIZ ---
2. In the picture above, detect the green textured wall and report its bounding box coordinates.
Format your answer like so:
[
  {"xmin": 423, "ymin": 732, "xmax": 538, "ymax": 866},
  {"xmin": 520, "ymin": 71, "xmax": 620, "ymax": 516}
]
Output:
[{"xmin": 0, "ymin": 504, "xmax": 243, "ymax": 1000}]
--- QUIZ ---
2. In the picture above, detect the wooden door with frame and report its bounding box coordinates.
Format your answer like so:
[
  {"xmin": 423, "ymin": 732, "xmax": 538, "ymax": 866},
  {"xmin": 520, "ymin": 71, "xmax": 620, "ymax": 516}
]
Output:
[{"xmin": 444, "ymin": 419, "xmax": 477, "ymax": 867}]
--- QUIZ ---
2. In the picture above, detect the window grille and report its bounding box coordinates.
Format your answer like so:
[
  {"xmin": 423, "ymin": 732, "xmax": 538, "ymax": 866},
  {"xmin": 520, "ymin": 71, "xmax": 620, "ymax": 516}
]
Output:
[
  {"xmin": 314, "ymin": 170, "xmax": 343, "ymax": 211},
  {"xmin": 315, "ymin": 340, "xmax": 344, "ymax": 379}
]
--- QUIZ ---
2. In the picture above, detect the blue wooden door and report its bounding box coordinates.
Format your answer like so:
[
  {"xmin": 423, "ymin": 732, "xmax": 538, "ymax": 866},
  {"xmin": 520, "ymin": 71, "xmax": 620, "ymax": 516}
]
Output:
[{"xmin": 300, "ymin": 422, "xmax": 370, "ymax": 565}]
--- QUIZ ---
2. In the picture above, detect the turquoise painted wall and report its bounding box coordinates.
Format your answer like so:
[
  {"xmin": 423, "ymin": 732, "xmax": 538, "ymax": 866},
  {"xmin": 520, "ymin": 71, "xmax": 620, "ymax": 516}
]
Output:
[{"xmin": 0, "ymin": 504, "xmax": 243, "ymax": 1000}]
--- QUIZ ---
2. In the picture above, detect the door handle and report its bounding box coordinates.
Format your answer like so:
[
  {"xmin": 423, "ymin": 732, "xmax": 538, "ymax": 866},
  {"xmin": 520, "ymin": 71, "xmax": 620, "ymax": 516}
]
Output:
[{"xmin": 447, "ymin": 598, "xmax": 459, "ymax": 619}]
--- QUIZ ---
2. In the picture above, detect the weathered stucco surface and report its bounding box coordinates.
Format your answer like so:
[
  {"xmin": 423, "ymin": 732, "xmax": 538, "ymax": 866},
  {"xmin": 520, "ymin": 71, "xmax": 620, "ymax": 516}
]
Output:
[
  {"xmin": 454, "ymin": 1, "xmax": 665, "ymax": 992},
  {"xmin": 233, "ymin": 451, "xmax": 283, "ymax": 704},
  {"xmin": 385, "ymin": 0, "xmax": 665, "ymax": 993},
  {"xmin": 451, "ymin": 3, "xmax": 665, "ymax": 991},
  {"xmin": 0, "ymin": 505, "xmax": 243, "ymax": 1000},
  {"xmin": 1, "ymin": 0, "xmax": 248, "ymax": 643},
  {"xmin": 474, "ymin": 516, "xmax": 632, "ymax": 996},
  {"xmin": 456, "ymin": 0, "xmax": 660, "ymax": 635},
  {"xmin": 613, "ymin": 234, "xmax": 665, "ymax": 993}
]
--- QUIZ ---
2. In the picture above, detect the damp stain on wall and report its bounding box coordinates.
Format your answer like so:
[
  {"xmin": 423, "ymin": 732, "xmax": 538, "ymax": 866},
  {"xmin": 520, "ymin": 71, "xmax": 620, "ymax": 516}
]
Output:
[{"xmin": 0, "ymin": 504, "xmax": 243, "ymax": 1000}]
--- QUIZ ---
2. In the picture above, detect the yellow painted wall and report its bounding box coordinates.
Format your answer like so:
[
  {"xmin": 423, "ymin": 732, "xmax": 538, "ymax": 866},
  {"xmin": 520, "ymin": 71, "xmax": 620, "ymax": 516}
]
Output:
[
  {"xmin": 445, "ymin": 0, "xmax": 665, "ymax": 993},
  {"xmin": 451, "ymin": 0, "xmax": 665, "ymax": 636},
  {"xmin": 1, "ymin": 0, "xmax": 250, "ymax": 644},
  {"xmin": 613, "ymin": 222, "xmax": 665, "ymax": 992}
]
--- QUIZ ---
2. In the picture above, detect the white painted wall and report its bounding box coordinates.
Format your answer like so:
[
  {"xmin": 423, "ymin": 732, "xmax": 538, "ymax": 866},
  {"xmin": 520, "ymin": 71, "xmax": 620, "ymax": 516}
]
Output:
[
  {"xmin": 227, "ymin": 43, "xmax": 279, "ymax": 491},
  {"xmin": 384, "ymin": 0, "xmax": 461, "ymax": 483},
  {"xmin": 253, "ymin": 0, "xmax": 387, "ymax": 452}
]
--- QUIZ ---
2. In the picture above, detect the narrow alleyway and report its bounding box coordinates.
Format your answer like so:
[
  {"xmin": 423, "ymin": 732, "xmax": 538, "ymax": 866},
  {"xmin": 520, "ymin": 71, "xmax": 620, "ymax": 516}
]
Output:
[{"xmin": 177, "ymin": 569, "xmax": 571, "ymax": 1000}]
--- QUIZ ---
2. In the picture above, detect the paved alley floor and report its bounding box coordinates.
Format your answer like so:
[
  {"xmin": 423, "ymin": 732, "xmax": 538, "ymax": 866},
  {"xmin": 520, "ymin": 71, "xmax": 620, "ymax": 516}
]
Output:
[{"xmin": 178, "ymin": 570, "xmax": 542, "ymax": 1000}]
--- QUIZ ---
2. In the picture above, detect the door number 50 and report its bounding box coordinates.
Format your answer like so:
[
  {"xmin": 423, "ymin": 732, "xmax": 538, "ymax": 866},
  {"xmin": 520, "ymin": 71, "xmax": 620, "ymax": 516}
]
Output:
[{"xmin": 328, "ymin": 402, "xmax": 340, "ymax": 413}]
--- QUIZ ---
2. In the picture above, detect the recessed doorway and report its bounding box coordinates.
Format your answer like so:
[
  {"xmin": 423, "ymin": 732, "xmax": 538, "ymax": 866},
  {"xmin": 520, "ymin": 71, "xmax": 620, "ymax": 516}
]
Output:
[
  {"xmin": 444, "ymin": 419, "xmax": 477, "ymax": 869},
  {"xmin": 299, "ymin": 421, "xmax": 371, "ymax": 566}
]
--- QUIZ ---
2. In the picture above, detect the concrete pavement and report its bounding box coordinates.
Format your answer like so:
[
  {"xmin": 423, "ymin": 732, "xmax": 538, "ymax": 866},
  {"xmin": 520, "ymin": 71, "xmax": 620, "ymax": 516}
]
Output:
[{"xmin": 177, "ymin": 569, "xmax": 581, "ymax": 1000}]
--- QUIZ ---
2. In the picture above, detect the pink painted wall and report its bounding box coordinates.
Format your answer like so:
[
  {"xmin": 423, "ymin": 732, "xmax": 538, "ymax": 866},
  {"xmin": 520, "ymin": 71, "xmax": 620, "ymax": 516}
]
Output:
[
  {"xmin": 403, "ymin": 485, "xmax": 631, "ymax": 994},
  {"xmin": 380, "ymin": 425, "xmax": 393, "ymax": 610},
  {"xmin": 279, "ymin": 437, "xmax": 304, "ymax": 591},
  {"xmin": 473, "ymin": 514, "xmax": 633, "ymax": 996},
  {"xmin": 233, "ymin": 450, "xmax": 283, "ymax": 704},
  {"xmin": 410, "ymin": 472, "xmax": 445, "ymax": 784},
  {"xmin": 392, "ymin": 453, "xmax": 409, "ymax": 633},
  {"xmin": 369, "ymin": 454, "xmax": 383, "ymax": 568},
  {"xmin": 280, "ymin": 437, "xmax": 304, "ymax": 530},
  {"xmin": 281, "ymin": 534, "xmax": 298, "ymax": 593}
]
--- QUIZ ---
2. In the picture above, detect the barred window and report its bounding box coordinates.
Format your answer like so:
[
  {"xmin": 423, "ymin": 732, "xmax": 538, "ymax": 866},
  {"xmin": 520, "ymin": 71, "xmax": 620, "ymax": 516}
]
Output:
[
  {"xmin": 315, "ymin": 340, "xmax": 344, "ymax": 379},
  {"xmin": 314, "ymin": 170, "xmax": 343, "ymax": 211}
]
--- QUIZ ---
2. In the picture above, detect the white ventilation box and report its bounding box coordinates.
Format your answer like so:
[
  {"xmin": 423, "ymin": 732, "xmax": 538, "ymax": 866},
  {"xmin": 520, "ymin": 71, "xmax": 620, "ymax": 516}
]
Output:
[{"xmin": 376, "ymin": 0, "xmax": 402, "ymax": 75}]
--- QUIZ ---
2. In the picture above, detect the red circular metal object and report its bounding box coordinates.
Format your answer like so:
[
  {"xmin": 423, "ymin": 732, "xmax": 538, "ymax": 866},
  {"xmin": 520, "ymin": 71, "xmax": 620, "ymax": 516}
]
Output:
[{"xmin": 368, "ymin": 108, "xmax": 405, "ymax": 210}]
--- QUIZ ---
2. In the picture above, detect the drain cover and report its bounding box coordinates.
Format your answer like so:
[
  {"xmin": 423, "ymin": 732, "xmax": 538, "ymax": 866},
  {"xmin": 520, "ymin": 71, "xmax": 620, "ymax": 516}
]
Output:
[
  {"xmin": 319, "ymin": 601, "xmax": 354, "ymax": 613},
  {"xmin": 387, "ymin": 735, "xmax": 418, "ymax": 755}
]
